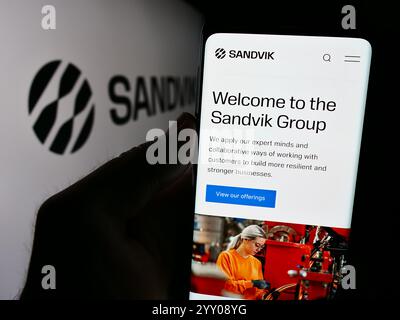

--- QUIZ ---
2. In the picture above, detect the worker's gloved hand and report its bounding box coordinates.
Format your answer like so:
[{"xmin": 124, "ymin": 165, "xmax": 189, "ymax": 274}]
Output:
[
  {"xmin": 252, "ymin": 280, "xmax": 270, "ymax": 289},
  {"xmin": 20, "ymin": 113, "xmax": 196, "ymax": 299}
]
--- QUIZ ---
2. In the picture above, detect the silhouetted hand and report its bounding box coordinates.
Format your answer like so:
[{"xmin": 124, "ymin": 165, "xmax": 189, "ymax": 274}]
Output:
[{"xmin": 20, "ymin": 113, "xmax": 196, "ymax": 299}]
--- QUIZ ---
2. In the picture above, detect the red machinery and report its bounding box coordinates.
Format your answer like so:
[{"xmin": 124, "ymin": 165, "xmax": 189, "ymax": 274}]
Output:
[{"xmin": 262, "ymin": 221, "xmax": 350, "ymax": 300}]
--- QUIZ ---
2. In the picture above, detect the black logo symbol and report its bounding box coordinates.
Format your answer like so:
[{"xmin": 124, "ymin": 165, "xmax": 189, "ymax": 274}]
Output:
[
  {"xmin": 28, "ymin": 61, "xmax": 95, "ymax": 154},
  {"xmin": 215, "ymin": 48, "xmax": 226, "ymax": 59}
]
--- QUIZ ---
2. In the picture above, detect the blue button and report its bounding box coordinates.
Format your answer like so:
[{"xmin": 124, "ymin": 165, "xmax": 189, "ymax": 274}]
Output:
[{"xmin": 206, "ymin": 185, "xmax": 276, "ymax": 208}]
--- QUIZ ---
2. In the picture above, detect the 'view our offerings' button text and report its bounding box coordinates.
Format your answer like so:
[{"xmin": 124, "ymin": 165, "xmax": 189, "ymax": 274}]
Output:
[{"xmin": 206, "ymin": 185, "xmax": 277, "ymax": 208}]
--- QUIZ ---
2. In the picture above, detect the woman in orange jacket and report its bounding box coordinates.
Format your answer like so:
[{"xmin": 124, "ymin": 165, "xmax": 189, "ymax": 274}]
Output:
[{"xmin": 216, "ymin": 225, "xmax": 269, "ymax": 300}]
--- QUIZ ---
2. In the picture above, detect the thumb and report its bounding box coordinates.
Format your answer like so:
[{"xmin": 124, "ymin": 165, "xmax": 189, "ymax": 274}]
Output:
[{"xmin": 62, "ymin": 112, "xmax": 197, "ymax": 219}]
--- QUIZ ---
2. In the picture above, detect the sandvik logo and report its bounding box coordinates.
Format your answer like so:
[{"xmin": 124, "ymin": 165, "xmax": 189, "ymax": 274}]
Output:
[
  {"xmin": 28, "ymin": 61, "xmax": 95, "ymax": 154},
  {"xmin": 215, "ymin": 48, "xmax": 226, "ymax": 59}
]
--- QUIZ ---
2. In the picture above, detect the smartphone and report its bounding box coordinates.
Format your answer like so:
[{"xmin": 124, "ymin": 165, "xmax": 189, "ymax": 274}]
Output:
[{"xmin": 189, "ymin": 25, "xmax": 371, "ymax": 300}]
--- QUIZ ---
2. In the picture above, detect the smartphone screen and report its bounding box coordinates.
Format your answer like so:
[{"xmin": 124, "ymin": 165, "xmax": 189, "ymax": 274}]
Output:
[{"xmin": 190, "ymin": 33, "xmax": 371, "ymax": 300}]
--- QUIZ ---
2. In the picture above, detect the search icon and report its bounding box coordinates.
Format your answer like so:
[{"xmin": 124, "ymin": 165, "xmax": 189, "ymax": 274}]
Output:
[{"xmin": 323, "ymin": 54, "xmax": 331, "ymax": 62}]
